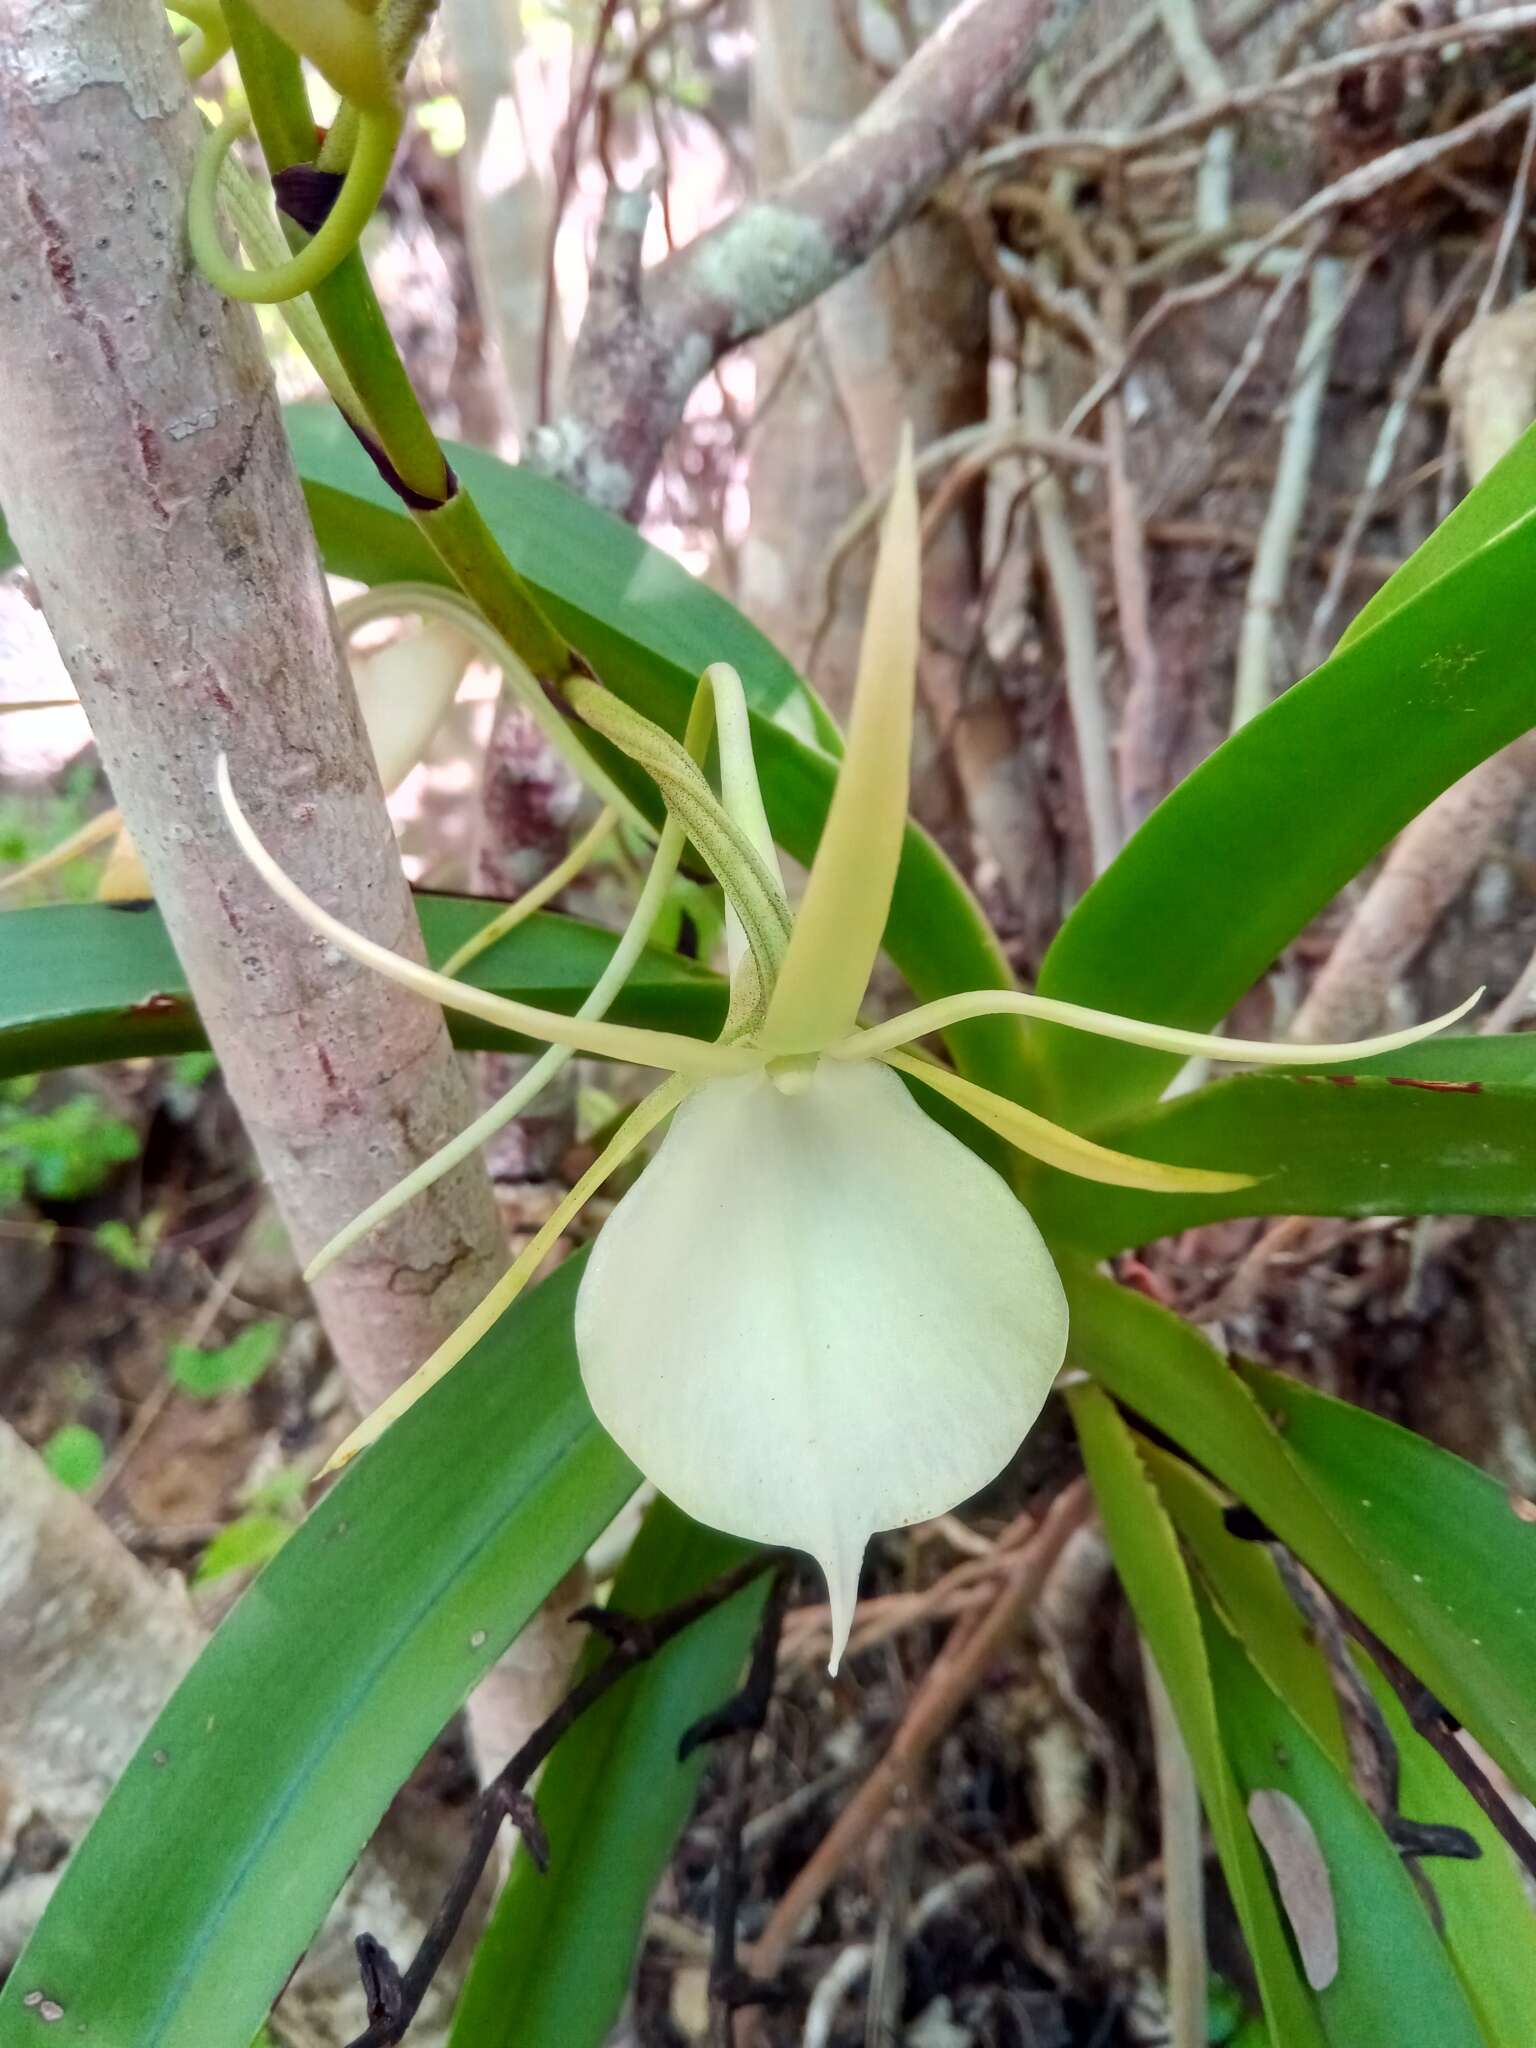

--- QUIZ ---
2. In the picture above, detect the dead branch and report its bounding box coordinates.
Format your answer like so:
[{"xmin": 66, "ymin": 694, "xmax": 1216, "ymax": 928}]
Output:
[
  {"xmin": 744, "ymin": 1481, "xmax": 1092, "ymax": 1986},
  {"xmin": 340, "ymin": 1550, "xmax": 787, "ymax": 2048},
  {"xmin": 533, "ymin": 0, "xmax": 1091, "ymax": 514}
]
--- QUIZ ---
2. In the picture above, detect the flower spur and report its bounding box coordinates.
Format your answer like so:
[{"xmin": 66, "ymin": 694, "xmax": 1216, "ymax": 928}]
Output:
[{"xmin": 216, "ymin": 437, "xmax": 1477, "ymax": 1669}]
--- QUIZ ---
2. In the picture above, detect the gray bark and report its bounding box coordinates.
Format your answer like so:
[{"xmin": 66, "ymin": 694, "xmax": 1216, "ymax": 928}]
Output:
[{"xmin": 0, "ymin": 0, "xmax": 508, "ymax": 1415}]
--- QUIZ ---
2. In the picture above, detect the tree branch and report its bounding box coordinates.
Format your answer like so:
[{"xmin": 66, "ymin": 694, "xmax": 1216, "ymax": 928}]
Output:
[{"xmin": 534, "ymin": 0, "xmax": 1085, "ymax": 513}]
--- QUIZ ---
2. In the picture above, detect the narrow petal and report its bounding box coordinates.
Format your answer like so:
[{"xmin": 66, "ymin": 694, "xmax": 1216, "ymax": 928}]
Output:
[
  {"xmin": 833, "ymin": 986, "xmax": 1482, "ymax": 1068},
  {"xmin": 575, "ymin": 1059, "xmax": 1068, "ymax": 1670},
  {"xmin": 215, "ymin": 757, "xmax": 752, "ymax": 1079},
  {"xmin": 883, "ymin": 1050, "xmax": 1255, "ymax": 1193},
  {"xmin": 760, "ymin": 430, "xmax": 920, "ymax": 1056},
  {"xmin": 437, "ymin": 808, "xmax": 617, "ymax": 980},
  {"xmin": 323, "ymin": 1073, "xmax": 689, "ymax": 1471},
  {"xmin": 704, "ymin": 661, "xmax": 784, "ymax": 978},
  {"xmin": 308, "ymin": 804, "xmax": 687, "ymax": 1278}
]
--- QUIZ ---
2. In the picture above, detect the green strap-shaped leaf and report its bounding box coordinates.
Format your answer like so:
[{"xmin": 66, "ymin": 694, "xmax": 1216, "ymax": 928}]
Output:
[
  {"xmin": 1065, "ymin": 1262, "xmax": 1536, "ymax": 1803},
  {"xmin": 0, "ymin": 1253, "xmax": 637, "ymax": 2048},
  {"xmin": 0, "ymin": 898, "xmax": 727, "ymax": 1080},
  {"xmin": 1202, "ymin": 1592, "xmax": 1486, "ymax": 2048},
  {"xmin": 1068, "ymin": 1382, "xmax": 1326, "ymax": 2048},
  {"xmin": 1141, "ymin": 1446, "xmax": 1348, "ymax": 1773},
  {"xmin": 1356, "ymin": 1653, "xmax": 1536, "ymax": 2048},
  {"xmin": 1234, "ymin": 1357, "xmax": 1536, "ymax": 1812},
  {"xmin": 1032, "ymin": 454, "xmax": 1536, "ymax": 1127},
  {"xmin": 1031, "ymin": 1050, "xmax": 1536, "ymax": 1254},
  {"xmin": 1340, "ymin": 422, "xmax": 1536, "ymax": 649},
  {"xmin": 449, "ymin": 1505, "xmax": 765, "ymax": 2048},
  {"xmin": 1154, "ymin": 1439, "xmax": 1536, "ymax": 2045}
]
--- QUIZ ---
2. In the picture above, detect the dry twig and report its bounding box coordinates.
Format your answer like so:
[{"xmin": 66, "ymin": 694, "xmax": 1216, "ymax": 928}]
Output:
[{"xmin": 744, "ymin": 1482, "xmax": 1093, "ymax": 1988}]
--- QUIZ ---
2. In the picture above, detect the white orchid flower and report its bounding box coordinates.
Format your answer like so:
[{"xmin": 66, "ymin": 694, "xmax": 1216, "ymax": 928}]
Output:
[{"xmin": 216, "ymin": 436, "xmax": 1477, "ymax": 1669}]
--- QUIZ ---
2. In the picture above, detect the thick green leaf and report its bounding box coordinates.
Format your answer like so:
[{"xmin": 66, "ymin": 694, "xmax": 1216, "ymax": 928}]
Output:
[
  {"xmin": 1031, "ymin": 1061, "xmax": 1536, "ymax": 1255},
  {"xmin": 1156, "ymin": 1439, "xmax": 1536, "ymax": 2043},
  {"xmin": 0, "ymin": 898, "xmax": 726, "ymax": 1080},
  {"xmin": 1065, "ymin": 1263, "xmax": 1536, "ymax": 1803},
  {"xmin": 1202, "ymin": 1591, "xmax": 1486, "ymax": 2048},
  {"xmin": 1357, "ymin": 1653, "xmax": 1536, "ymax": 2048},
  {"xmin": 1340, "ymin": 422, "xmax": 1536, "ymax": 649},
  {"xmin": 1235, "ymin": 1359, "xmax": 1536, "ymax": 1811},
  {"xmin": 1033, "ymin": 483, "xmax": 1536, "ymax": 1126},
  {"xmin": 1068, "ymin": 1383, "xmax": 1326, "ymax": 2048},
  {"xmin": 0, "ymin": 1253, "xmax": 637, "ymax": 2048},
  {"xmin": 287, "ymin": 408, "xmax": 1032, "ymax": 1106},
  {"xmin": 1141, "ymin": 1446, "xmax": 1347, "ymax": 1773},
  {"xmin": 450, "ymin": 1506, "xmax": 763, "ymax": 2048}
]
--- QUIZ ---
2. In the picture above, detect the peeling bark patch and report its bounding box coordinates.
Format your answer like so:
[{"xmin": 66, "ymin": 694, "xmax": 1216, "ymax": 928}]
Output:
[{"xmin": 387, "ymin": 1242, "xmax": 476, "ymax": 1298}]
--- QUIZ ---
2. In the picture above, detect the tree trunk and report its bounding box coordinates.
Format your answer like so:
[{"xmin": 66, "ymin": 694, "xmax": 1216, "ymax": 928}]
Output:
[{"xmin": 0, "ymin": 0, "xmax": 508, "ymax": 1413}]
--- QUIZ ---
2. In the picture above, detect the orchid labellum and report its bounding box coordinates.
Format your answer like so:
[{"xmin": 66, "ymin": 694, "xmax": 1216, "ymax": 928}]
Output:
[{"xmin": 217, "ymin": 437, "xmax": 1476, "ymax": 1669}]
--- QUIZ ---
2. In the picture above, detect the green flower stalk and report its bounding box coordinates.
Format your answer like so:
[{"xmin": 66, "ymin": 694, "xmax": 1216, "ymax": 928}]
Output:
[{"xmin": 217, "ymin": 439, "xmax": 1476, "ymax": 1668}]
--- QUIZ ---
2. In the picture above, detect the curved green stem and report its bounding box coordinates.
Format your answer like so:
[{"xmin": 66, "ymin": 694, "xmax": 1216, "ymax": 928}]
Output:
[
  {"xmin": 704, "ymin": 662, "xmax": 782, "ymax": 980},
  {"xmin": 566, "ymin": 675, "xmax": 792, "ymax": 995},
  {"xmin": 190, "ymin": 104, "xmax": 401, "ymax": 304},
  {"xmin": 213, "ymin": 150, "xmax": 369, "ymax": 422},
  {"xmin": 171, "ymin": 0, "xmax": 230, "ymax": 76}
]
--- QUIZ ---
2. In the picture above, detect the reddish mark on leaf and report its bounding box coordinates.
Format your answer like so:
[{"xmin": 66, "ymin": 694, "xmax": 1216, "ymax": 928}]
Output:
[
  {"xmin": 1385, "ymin": 1076, "xmax": 1483, "ymax": 1094},
  {"xmin": 127, "ymin": 992, "xmax": 184, "ymax": 1017}
]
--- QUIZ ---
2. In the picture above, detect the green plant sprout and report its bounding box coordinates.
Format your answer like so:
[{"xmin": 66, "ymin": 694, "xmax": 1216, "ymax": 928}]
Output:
[{"xmin": 217, "ymin": 443, "xmax": 1475, "ymax": 1667}]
